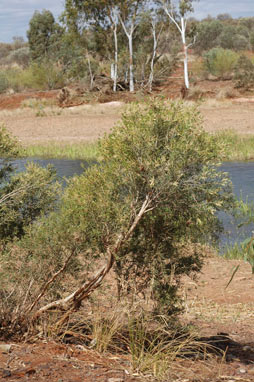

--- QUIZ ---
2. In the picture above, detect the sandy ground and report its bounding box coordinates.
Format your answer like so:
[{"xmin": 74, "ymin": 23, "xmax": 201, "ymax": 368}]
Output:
[
  {"xmin": 0, "ymin": 98, "xmax": 254, "ymax": 146},
  {"xmin": 0, "ymin": 102, "xmax": 123, "ymax": 145},
  {"xmin": 1, "ymin": 255, "xmax": 254, "ymax": 381}
]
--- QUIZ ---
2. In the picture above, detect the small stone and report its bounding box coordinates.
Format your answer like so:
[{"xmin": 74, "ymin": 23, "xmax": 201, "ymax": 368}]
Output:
[
  {"xmin": 108, "ymin": 378, "xmax": 124, "ymax": 382},
  {"xmin": 239, "ymin": 368, "xmax": 247, "ymax": 374},
  {"xmin": 243, "ymin": 345, "xmax": 252, "ymax": 351},
  {"xmin": 75, "ymin": 345, "xmax": 86, "ymax": 351},
  {"xmin": 2, "ymin": 369, "xmax": 12, "ymax": 378},
  {"xmin": 0, "ymin": 344, "xmax": 12, "ymax": 353}
]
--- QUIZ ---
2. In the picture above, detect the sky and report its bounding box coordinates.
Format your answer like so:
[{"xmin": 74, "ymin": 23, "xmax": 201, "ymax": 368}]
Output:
[{"xmin": 1, "ymin": 0, "xmax": 254, "ymax": 43}]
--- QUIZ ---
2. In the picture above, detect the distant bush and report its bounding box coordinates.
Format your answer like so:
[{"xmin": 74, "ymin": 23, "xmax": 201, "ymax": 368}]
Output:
[
  {"xmin": 2, "ymin": 61, "xmax": 66, "ymax": 92},
  {"xmin": 6, "ymin": 47, "xmax": 30, "ymax": 67},
  {"xmin": 0, "ymin": 72, "xmax": 9, "ymax": 93},
  {"xmin": 233, "ymin": 54, "xmax": 254, "ymax": 90},
  {"xmin": 203, "ymin": 48, "xmax": 239, "ymax": 79}
]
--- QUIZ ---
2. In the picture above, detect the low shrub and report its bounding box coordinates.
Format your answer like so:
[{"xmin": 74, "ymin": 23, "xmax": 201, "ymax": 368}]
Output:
[
  {"xmin": 203, "ymin": 48, "xmax": 239, "ymax": 79},
  {"xmin": 0, "ymin": 72, "xmax": 9, "ymax": 93},
  {"xmin": 233, "ymin": 54, "xmax": 254, "ymax": 90},
  {"xmin": 2, "ymin": 62, "xmax": 66, "ymax": 92}
]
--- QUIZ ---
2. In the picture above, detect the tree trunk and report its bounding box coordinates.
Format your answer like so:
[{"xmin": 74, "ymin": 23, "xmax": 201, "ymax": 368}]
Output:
[
  {"xmin": 148, "ymin": 22, "xmax": 157, "ymax": 92},
  {"xmin": 181, "ymin": 17, "xmax": 189, "ymax": 89},
  {"xmin": 113, "ymin": 23, "xmax": 118, "ymax": 92},
  {"xmin": 128, "ymin": 33, "xmax": 134, "ymax": 92}
]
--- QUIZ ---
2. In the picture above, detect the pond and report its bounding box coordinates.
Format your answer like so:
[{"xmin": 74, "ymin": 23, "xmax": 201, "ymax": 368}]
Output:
[{"xmin": 14, "ymin": 158, "xmax": 254, "ymax": 251}]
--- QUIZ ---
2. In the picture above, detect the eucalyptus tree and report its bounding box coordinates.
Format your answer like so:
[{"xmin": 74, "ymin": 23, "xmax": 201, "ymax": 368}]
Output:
[
  {"xmin": 159, "ymin": 0, "xmax": 196, "ymax": 89},
  {"xmin": 63, "ymin": 0, "xmax": 148, "ymax": 92},
  {"xmin": 27, "ymin": 10, "xmax": 63, "ymax": 61},
  {"xmin": 63, "ymin": 0, "xmax": 121, "ymax": 91},
  {"xmin": 118, "ymin": 1, "xmax": 147, "ymax": 92}
]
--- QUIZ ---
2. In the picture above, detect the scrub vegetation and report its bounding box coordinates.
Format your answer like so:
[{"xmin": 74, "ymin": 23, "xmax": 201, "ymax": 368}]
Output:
[{"xmin": 0, "ymin": 101, "xmax": 235, "ymax": 378}]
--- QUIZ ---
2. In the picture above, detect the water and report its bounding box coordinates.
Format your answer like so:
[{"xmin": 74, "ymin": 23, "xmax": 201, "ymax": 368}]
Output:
[
  {"xmin": 14, "ymin": 158, "xmax": 89, "ymax": 180},
  {"xmin": 220, "ymin": 162, "xmax": 254, "ymax": 251},
  {"xmin": 12, "ymin": 158, "xmax": 254, "ymax": 250}
]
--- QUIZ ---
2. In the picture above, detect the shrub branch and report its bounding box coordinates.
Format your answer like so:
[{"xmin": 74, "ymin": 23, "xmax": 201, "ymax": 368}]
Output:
[{"xmin": 32, "ymin": 195, "xmax": 154, "ymax": 320}]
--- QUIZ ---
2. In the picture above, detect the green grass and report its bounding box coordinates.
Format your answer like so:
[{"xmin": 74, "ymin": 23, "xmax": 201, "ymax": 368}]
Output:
[
  {"xmin": 216, "ymin": 130, "xmax": 254, "ymax": 161},
  {"xmin": 19, "ymin": 130, "xmax": 254, "ymax": 162},
  {"xmin": 21, "ymin": 141, "xmax": 99, "ymax": 161}
]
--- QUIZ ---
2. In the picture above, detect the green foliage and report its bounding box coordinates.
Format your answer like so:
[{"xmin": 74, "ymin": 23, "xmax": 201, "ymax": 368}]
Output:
[
  {"xmin": 0, "ymin": 126, "xmax": 19, "ymax": 180},
  {"xmin": 215, "ymin": 130, "xmax": 254, "ymax": 161},
  {"xmin": 6, "ymin": 47, "xmax": 30, "ymax": 67},
  {"xmin": 0, "ymin": 72, "xmax": 9, "ymax": 93},
  {"xmin": 1, "ymin": 62, "xmax": 66, "ymax": 92},
  {"xmin": 195, "ymin": 20, "xmax": 224, "ymax": 54},
  {"xmin": 0, "ymin": 126, "xmax": 60, "ymax": 244},
  {"xmin": 0, "ymin": 163, "xmax": 60, "ymax": 242},
  {"xmin": 233, "ymin": 54, "xmax": 254, "ymax": 90},
  {"xmin": 223, "ymin": 198, "xmax": 254, "ymax": 273},
  {"xmin": 224, "ymin": 238, "xmax": 254, "ymax": 274},
  {"xmin": 13, "ymin": 101, "xmax": 233, "ymax": 318},
  {"xmin": 217, "ymin": 25, "xmax": 237, "ymax": 50},
  {"xmin": 250, "ymin": 31, "xmax": 254, "ymax": 51},
  {"xmin": 203, "ymin": 48, "xmax": 239, "ymax": 79},
  {"xmin": 27, "ymin": 10, "xmax": 63, "ymax": 62}
]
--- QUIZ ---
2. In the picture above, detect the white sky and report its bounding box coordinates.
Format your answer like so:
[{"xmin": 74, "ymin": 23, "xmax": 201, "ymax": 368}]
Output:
[{"xmin": 0, "ymin": 0, "xmax": 254, "ymax": 43}]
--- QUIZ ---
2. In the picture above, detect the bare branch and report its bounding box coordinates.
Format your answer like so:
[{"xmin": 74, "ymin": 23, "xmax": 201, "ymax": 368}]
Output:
[
  {"xmin": 32, "ymin": 195, "xmax": 154, "ymax": 320},
  {"xmin": 26, "ymin": 249, "xmax": 75, "ymax": 317}
]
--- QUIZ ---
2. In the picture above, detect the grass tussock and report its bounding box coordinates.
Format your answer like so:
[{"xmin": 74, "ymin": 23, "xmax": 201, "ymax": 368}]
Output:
[
  {"xmin": 21, "ymin": 141, "xmax": 99, "ymax": 161},
  {"xmin": 41, "ymin": 304, "xmax": 218, "ymax": 381}
]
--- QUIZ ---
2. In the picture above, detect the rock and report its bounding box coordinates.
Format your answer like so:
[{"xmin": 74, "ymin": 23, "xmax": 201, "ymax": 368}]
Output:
[
  {"xmin": 108, "ymin": 378, "xmax": 124, "ymax": 382},
  {"xmin": 239, "ymin": 368, "xmax": 247, "ymax": 374},
  {"xmin": 2, "ymin": 369, "xmax": 12, "ymax": 378},
  {"xmin": 0, "ymin": 344, "xmax": 12, "ymax": 353}
]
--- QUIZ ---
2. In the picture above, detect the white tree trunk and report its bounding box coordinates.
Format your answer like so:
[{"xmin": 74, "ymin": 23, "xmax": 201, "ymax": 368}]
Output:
[
  {"xmin": 148, "ymin": 21, "xmax": 158, "ymax": 92},
  {"xmin": 128, "ymin": 33, "xmax": 134, "ymax": 92},
  {"xmin": 87, "ymin": 56, "xmax": 94, "ymax": 90},
  {"xmin": 113, "ymin": 22, "xmax": 118, "ymax": 92},
  {"xmin": 181, "ymin": 17, "xmax": 189, "ymax": 89},
  {"xmin": 119, "ymin": 15, "xmax": 135, "ymax": 92},
  {"xmin": 163, "ymin": 4, "xmax": 191, "ymax": 90}
]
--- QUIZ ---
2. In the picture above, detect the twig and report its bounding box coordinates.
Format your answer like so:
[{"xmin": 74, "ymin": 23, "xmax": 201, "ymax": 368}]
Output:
[{"xmin": 26, "ymin": 249, "xmax": 75, "ymax": 317}]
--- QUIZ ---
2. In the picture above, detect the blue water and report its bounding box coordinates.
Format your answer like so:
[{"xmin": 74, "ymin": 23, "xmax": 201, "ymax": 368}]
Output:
[
  {"xmin": 12, "ymin": 158, "xmax": 254, "ymax": 251},
  {"xmin": 14, "ymin": 158, "xmax": 89, "ymax": 180},
  {"xmin": 219, "ymin": 162, "xmax": 254, "ymax": 251}
]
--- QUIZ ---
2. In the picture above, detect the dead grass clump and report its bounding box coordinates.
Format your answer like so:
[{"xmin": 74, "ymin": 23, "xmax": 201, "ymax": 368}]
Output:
[
  {"xmin": 186, "ymin": 86, "xmax": 208, "ymax": 100},
  {"xmin": 39, "ymin": 303, "xmax": 222, "ymax": 381},
  {"xmin": 216, "ymin": 86, "xmax": 239, "ymax": 100},
  {"xmin": 21, "ymin": 97, "xmax": 56, "ymax": 109}
]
